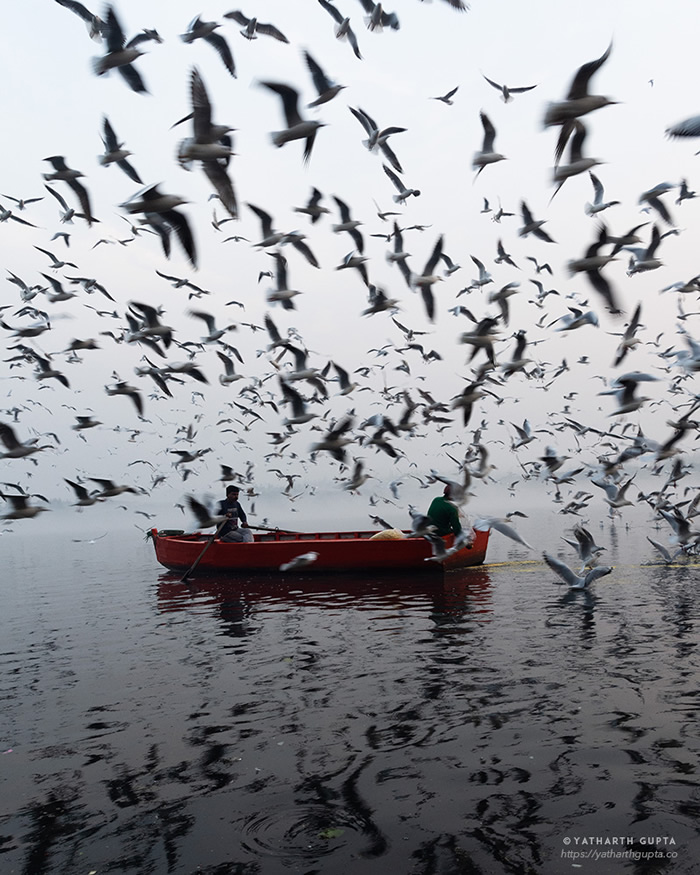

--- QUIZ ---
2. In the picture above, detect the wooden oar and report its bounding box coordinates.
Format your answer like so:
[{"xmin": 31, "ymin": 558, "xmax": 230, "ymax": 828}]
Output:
[
  {"xmin": 180, "ymin": 519, "xmax": 227, "ymax": 583},
  {"xmin": 248, "ymin": 524, "xmax": 302, "ymax": 534}
]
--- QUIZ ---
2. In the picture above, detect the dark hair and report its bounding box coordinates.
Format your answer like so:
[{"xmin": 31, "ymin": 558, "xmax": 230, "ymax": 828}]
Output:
[{"xmin": 226, "ymin": 485, "xmax": 240, "ymax": 495}]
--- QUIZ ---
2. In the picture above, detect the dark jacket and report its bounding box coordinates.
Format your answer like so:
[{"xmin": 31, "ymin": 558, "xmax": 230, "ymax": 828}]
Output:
[
  {"xmin": 426, "ymin": 495, "xmax": 462, "ymax": 536},
  {"xmin": 218, "ymin": 497, "xmax": 247, "ymax": 537}
]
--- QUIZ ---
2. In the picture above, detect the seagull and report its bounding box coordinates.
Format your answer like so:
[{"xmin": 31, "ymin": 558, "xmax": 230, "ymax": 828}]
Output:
[
  {"xmin": 294, "ymin": 187, "xmax": 330, "ymax": 223},
  {"xmin": 482, "ymin": 74, "xmax": 537, "ymax": 103},
  {"xmin": 317, "ymin": 0, "xmax": 363, "ymax": 60},
  {"xmin": 331, "ymin": 196, "xmax": 364, "ymax": 252},
  {"xmin": 591, "ymin": 475, "xmax": 636, "ymax": 512},
  {"xmin": 585, "ymin": 171, "xmax": 620, "ymax": 216},
  {"xmin": 178, "ymin": 68, "xmax": 238, "ymax": 219},
  {"xmin": 567, "ymin": 224, "xmax": 620, "ymax": 313},
  {"xmin": 93, "ymin": 5, "xmax": 148, "ymax": 93},
  {"xmin": 99, "ymin": 116, "xmax": 142, "ymax": 184},
  {"xmin": 1, "ymin": 193, "xmax": 43, "ymax": 211},
  {"xmin": 188, "ymin": 309, "xmax": 237, "ymax": 343},
  {"xmin": 473, "ymin": 111, "xmax": 506, "ymax": 177},
  {"xmin": 383, "ymin": 165, "xmax": 421, "ymax": 204},
  {"xmin": 676, "ymin": 178, "xmax": 696, "ymax": 205},
  {"xmin": 0, "ymin": 207, "xmax": 37, "ymax": 228},
  {"xmin": 121, "ymin": 185, "xmax": 196, "ymax": 268},
  {"xmin": 0, "ymin": 423, "xmax": 51, "ymax": 459},
  {"xmin": 473, "ymin": 516, "xmax": 533, "ymax": 549},
  {"xmin": 638, "ymin": 183, "xmax": 675, "ymax": 227},
  {"xmin": 646, "ymin": 537, "xmax": 682, "ymax": 565},
  {"xmin": 279, "ymin": 552, "xmax": 319, "ymax": 572},
  {"xmin": 261, "ymin": 82, "xmax": 325, "ymax": 163},
  {"xmin": 279, "ymin": 378, "xmax": 317, "ymax": 426},
  {"xmin": 186, "ymin": 495, "xmax": 226, "ymax": 529},
  {"xmin": 411, "ymin": 235, "xmax": 443, "ymax": 321},
  {"xmin": 666, "ymin": 115, "xmax": 700, "ymax": 140},
  {"xmin": 1, "ymin": 492, "xmax": 50, "ymax": 521},
  {"xmin": 432, "ymin": 85, "xmax": 459, "ymax": 105},
  {"xmin": 551, "ymin": 120, "xmax": 603, "ymax": 198},
  {"xmin": 54, "ymin": 0, "xmax": 105, "ymax": 40},
  {"xmin": 217, "ymin": 350, "xmax": 244, "ymax": 386},
  {"xmin": 105, "ymin": 380, "xmax": 144, "ymax": 416},
  {"xmin": 223, "ymin": 10, "xmax": 289, "ymax": 42},
  {"xmin": 519, "ymin": 201, "xmax": 555, "ymax": 242},
  {"xmin": 42, "ymin": 157, "xmax": 96, "ymax": 226},
  {"xmin": 626, "ymin": 224, "xmax": 662, "ymax": 276},
  {"xmin": 598, "ymin": 372, "xmax": 658, "ymax": 415},
  {"xmin": 311, "ymin": 415, "xmax": 355, "ymax": 462},
  {"xmin": 267, "ymin": 252, "xmax": 301, "ymax": 310},
  {"xmin": 34, "ymin": 246, "xmax": 78, "ymax": 270},
  {"xmin": 65, "ymin": 479, "xmax": 102, "ymax": 507},
  {"xmin": 180, "ymin": 16, "xmax": 236, "ymax": 77},
  {"xmin": 612, "ymin": 302, "xmax": 643, "ymax": 366},
  {"xmin": 349, "ymin": 106, "xmax": 406, "ymax": 172},
  {"xmin": 561, "ymin": 523, "xmax": 606, "ymax": 573},
  {"xmin": 301, "ymin": 50, "xmax": 345, "ymax": 109},
  {"xmin": 543, "ymin": 552, "xmax": 612, "ymax": 589},
  {"xmin": 543, "ymin": 43, "xmax": 616, "ymax": 127},
  {"xmin": 357, "ymin": 0, "xmax": 400, "ymax": 31}
]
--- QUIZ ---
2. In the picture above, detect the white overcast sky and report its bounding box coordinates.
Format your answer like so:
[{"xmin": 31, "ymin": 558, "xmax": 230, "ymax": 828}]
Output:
[{"xmin": 1, "ymin": 0, "xmax": 699, "ymax": 529}]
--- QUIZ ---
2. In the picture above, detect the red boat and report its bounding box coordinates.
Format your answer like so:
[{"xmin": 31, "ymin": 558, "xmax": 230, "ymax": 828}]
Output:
[{"xmin": 150, "ymin": 526, "xmax": 490, "ymax": 575}]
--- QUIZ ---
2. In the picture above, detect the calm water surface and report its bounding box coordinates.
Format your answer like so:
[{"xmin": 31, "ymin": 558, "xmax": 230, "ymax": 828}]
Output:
[{"xmin": 1, "ymin": 514, "xmax": 699, "ymax": 875}]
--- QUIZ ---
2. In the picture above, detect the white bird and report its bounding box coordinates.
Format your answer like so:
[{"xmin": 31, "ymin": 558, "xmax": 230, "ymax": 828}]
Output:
[
  {"xmin": 543, "ymin": 43, "xmax": 616, "ymax": 127},
  {"xmin": 223, "ymin": 10, "xmax": 289, "ymax": 43},
  {"xmin": 473, "ymin": 111, "xmax": 506, "ymax": 176},
  {"xmin": 180, "ymin": 16, "xmax": 236, "ymax": 77},
  {"xmin": 261, "ymin": 82, "xmax": 325, "ymax": 163},
  {"xmin": 543, "ymin": 552, "xmax": 612, "ymax": 589},
  {"xmin": 585, "ymin": 171, "xmax": 620, "ymax": 216},
  {"xmin": 94, "ymin": 5, "xmax": 148, "ymax": 93},
  {"xmin": 474, "ymin": 516, "xmax": 533, "ymax": 550},
  {"xmin": 303, "ymin": 51, "xmax": 345, "ymax": 106},
  {"xmin": 280, "ymin": 552, "xmax": 319, "ymax": 572},
  {"xmin": 383, "ymin": 165, "xmax": 420, "ymax": 204},
  {"xmin": 349, "ymin": 106, "xmax": 406, "ymax": 172},
  {"xmin": 482, "ymin": 74, "xmax": 537, "ymax": 103}
]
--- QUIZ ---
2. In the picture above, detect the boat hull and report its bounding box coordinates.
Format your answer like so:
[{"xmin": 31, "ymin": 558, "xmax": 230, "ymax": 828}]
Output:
[{"xmin": 150, "ymin": 527, "xmax": 489, "ymax": 575}]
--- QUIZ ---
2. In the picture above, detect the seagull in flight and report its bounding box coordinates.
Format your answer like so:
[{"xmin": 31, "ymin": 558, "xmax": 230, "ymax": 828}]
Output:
[
  {"xmin": 223, "ymin": 10, "xmax": 289, "ymax": 43},
  {"xmin": 543, "ymin": 552, "xmax": 612, "ymax": 589},
  {"xmin": 482, "ymin": 74, "xmax": 537, "ymax": 102},
  {"xmin": 317, "ymin": 0, "xmax": 363, "ymax": 60},
  {"xmin": 180, "ymin": 16, "xmax": 236, "ymax": 77},
  {"xmin": 94, "ymin": 5, "xmax": 148, "ymax": 93},
  {"xmin": 473, "ymin": 111, "xmax": 506, "ymax": 177},
  {"xmin": 261, "ymin": 82, "xmax": 325, "ymax": 163}
]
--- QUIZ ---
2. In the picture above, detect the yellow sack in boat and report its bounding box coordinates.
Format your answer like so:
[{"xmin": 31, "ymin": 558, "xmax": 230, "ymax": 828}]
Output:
[{"xmin": 369, "ymin": 528, "xmax": 406, "ymax": 540}]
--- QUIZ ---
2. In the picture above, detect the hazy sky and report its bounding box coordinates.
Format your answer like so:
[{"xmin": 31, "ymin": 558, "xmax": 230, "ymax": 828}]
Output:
[{"xmin": 1, "ymin": 0, "xmax": 699, "ymax": 533}]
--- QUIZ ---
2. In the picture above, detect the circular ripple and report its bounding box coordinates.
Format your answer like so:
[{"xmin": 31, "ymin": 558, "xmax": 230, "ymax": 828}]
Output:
[{"xmin": 240, "ymin": 806, "xmax": 359, "ymax": 860}]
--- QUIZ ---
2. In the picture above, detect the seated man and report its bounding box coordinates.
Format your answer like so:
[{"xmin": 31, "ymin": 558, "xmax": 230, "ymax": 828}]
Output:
[
  {"xmin": 218, "ymin": 485, "xmax": 254, "ymax": 543},
  {"xmin": 426, "ymin": 484, "xmax": 462, "ymax": 537}
]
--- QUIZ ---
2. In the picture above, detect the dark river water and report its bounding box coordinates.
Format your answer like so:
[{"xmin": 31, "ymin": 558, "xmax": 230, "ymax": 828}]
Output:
[{"xmin": 1, "ymin": 515, "xmax": 699, "ymax": 875}]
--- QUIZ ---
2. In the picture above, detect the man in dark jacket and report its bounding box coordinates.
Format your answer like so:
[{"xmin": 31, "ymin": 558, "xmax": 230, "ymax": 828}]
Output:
[
  {"xmin": 426, "ymin": 484, "xmax": 462, "ymax": 536},
  {"xmin": 218, "ymin": 485, "xmax": 254, "ymax": 542}
]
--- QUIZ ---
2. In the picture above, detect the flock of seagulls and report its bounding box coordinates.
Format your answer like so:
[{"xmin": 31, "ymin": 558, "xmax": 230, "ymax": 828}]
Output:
[{"xmin": 2, "ymin": 1, "xmax": 700, "ymax": 585}]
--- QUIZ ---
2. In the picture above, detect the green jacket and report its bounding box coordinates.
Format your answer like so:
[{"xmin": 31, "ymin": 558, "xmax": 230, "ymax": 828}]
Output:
[{"xmin": 427, "ymin": 495, "xmax": 462, "ymax": 536}]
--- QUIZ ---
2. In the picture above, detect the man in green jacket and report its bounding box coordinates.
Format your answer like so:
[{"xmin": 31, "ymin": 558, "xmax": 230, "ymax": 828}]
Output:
[{"xmin": 427, "ymin": 485, "xmax": 462, "ymax": 536}]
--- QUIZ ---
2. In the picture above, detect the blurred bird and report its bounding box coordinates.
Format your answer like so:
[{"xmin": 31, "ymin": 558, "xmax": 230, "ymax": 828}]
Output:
[
  {"xmin": 224, "ymin": 10, "xmax": 289, "ymax": 42},
  {"xmin": 482, "ymin": 74, "xmax": 537, "ymax": 102},
  {"xmin": 180, "ymin": 16, "xmax": 236, "ymax": 77},
  {"xmin": 543, "ymin": 552, "xmax": 612, "ymax": 589},
  {"xmin": 261, "ymin": 82, "xmax": 325, "ymax": 163}
]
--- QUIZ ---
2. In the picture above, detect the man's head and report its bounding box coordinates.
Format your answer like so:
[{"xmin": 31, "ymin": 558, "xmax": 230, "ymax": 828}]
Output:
[{"xmin": 226, "ymin": 485, "xmax": 240, "ymax": 498}]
